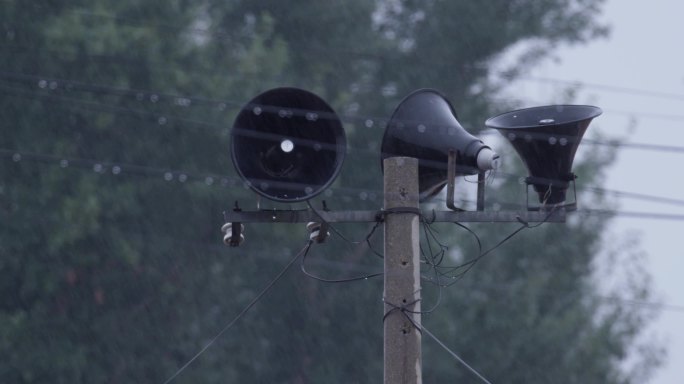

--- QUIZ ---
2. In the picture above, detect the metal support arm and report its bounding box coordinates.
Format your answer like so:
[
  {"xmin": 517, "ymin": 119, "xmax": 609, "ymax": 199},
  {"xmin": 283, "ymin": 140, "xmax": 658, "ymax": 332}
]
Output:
[{"xmin": 223, "ymin": 208, "xmax": 566, "ymax": 224}]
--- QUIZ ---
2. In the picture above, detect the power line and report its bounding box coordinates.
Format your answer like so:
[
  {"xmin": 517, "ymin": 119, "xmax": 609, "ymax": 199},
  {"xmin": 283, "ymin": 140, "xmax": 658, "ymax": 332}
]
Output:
[
  {"xmin": 0, "ymin": 83, "xmax": 224, "ymax": 133},
  {"xmin": 162, "ymin": 240, "xmax": 313, "ymax": 384},
  {"xmin": 401, "ymin": 312, "xmax": 493, "ymax": 384},
  {"xmin": 5, "ymin": 147, "xmax": 684, "ymax": 218},
  {"xmin": 582, "ymin": 138, "xmax": 684, "ymax": 153},
  {"xmin": 6, "ymin": 72, "xmax": 684, "ymax": 157},
  {"xmin": 0, "ymin": 148, "xmax": 386, "ymax": 203},
  {"xmin": 583, "ymin": 187, "xmax": 684, "ymax": 207},
  {"xmin": 519, "ymin": 76, "xmax": 684, "ymax": 102},
  {"xmin": 577, "ymin": 210, "xmax": 684, "ymax": 221}
]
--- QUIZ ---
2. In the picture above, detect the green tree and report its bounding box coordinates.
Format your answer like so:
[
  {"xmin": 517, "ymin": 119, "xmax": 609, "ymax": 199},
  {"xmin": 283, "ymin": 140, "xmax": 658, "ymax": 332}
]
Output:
[{"xmin": 0, "ymin": 1, "xmax": 661, "ymax": 383}]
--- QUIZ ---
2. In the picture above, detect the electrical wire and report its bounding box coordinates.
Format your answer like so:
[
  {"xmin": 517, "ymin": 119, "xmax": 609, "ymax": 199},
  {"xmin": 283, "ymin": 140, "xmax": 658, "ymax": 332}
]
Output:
[
  {"xmin": 161, "ymin": 239, "xmax": 313, "ymax": 384},
  {"xmin": 6, "ymin": 146, "xmax": 684, "ymax": 222},
  {"xmin": 306, "ymin": 200, "xmax": 385, "ymax": 257},
  {"xmin": 299, "ymin": 241, "xmax": 383, "ymax": 283},
  {"xmin": 426, "ymin": 207, "xmax": 559, "ymax": 286},
  {"xmin": 396, "ymin": 310, "xmax": 494, "ymax": 384},
  {"xmin": 6, "ymin": 147, "xmax": 684, "ymax": 222},
  {"xmin": 519, "ymin": 76, "xmax": 684, "ymax": 102},
  {"xmin": 417, "ymin": 319, "xmax": 494, "ymax": 384},
  {"xmin": 5, "ymin": 70, "xmax": 684, "ymax": 155}
]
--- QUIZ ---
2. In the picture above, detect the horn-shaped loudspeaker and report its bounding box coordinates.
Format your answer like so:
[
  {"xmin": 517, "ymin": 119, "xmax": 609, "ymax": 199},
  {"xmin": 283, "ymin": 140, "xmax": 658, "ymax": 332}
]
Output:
[
  {"xmin": 381, "ymin": 89, "xmax": 499, "ymax": 201},
  {"xmin": 231, "ymin": 87, "xmax": 346, "ymax": 202},
  {"xmin": 485, "ymin": 105, "xmax": 602, "ymax": 206}
]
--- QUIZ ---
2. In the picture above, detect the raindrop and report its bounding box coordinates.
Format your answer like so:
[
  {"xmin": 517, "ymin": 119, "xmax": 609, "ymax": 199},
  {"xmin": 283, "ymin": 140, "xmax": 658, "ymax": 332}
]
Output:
[
  {"xmin": 164, "ymin": 172, "xmax": 173, "ymax": 181},
  {"xmin": 346, "ymin": 103, "xmax": 360, "ymax": 114},
  {"xmin": 49, "ymin": 81, "xmax": 58, "ymax": 90},
  {"xmin": 112, "ymin": 166, "xmax": 121, "ymax": 175},
  {"xmin": 204, "ymin": 177, "xmax": 214, "ymax": 186},
  {"xmin": 559, "ymin": 137, "xmax": 568, "ymax": 146},
  {"xmin": 524, "ymin": 134, "xmax": 532, "ymax": 142},
  {"xmin": 253, "ymin": 106, "xmax": 262, "ymax": 115},
  {"xmin": 359, "ymin": 191, "xmax": 368, "ymax": 200},
  {"xmin": 304, "ymin": 186, "xmax": 314, "ymax": 195},
  {"xmin": 175, "ymin": 98, "xmax": 191, "ymax": 107},
  {"xmin": 313, "ymin": 143, "xmax": 322, "ymax": 152},
  {"xmin": 60, "ymin": 159, "xmax": 69, "ymax": 168},
  {"xmin": 158, "ymin": 116, "xmax": 167, "ymax": 125},
  {"xmin": 365, "ymin": 119, "xmax": 374, "ymax": 128},
  {"xmin": 278, "ymin": 109, "xmax": 290, "ymax": 118},
  {"xmin": 548, "ymin": 137, "xmax": 558, "ymax": 145},
  {"xmin": 507, "ymin": 133, "xmax": 516, "ymax": 141},
  {"xmin": 324, "ymin": 189, "xmax": 334, "ymax": 197},
  {"xmin": 38, "ymin": 80, "xmax": 47, "ymax": 89},
  {"xmin": 218, "ymin": 103, "xmax": 227, "ymax": 111},
  {"xmin": 381, "ymin": 83, "xmax": 397, "ymax": 97},
  {"xmin": 305, "ymin": 112, "xmax": 318, "ymax": 121},
  {"xmin": 150, "ymin": 94, "xmax": 159, "ymax": 103},
  {"xmin": 518, "ymin": 177, "xmax": 526, "ymax": 185},
  {"xmin": 260, "ymin": 182, "xmax": 269, "ymax": 190},
  {"xmin": 93, "ymin": 164, "xmax": 103, "ymax": 173},
  {"xmin": 178, "ymin": 174, "xmax": 188, "ymax": 183},
  {"xmin": 12, "ymin": 153, "xmax": 21, "ymax": 162},
  {"xmin": 417, "ymin": 124, "xmax": 426, "ymax": 133}
]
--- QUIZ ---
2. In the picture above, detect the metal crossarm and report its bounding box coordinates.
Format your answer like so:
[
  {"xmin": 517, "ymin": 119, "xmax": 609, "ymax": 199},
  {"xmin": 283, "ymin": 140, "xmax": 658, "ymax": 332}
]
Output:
[{"xmin": 223, "ymin": 208, "xmax": 566, "ymax": 224}]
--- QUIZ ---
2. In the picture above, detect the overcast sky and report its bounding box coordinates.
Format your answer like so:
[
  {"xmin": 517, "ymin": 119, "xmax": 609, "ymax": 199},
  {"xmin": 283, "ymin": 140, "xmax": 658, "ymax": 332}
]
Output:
[{"xmin": 499, "ymin": 1, "xmax": 684, "ymax": 382}]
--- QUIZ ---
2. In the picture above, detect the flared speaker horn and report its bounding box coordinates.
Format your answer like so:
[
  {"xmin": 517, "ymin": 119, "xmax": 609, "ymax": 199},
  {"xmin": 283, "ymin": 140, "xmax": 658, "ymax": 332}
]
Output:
[
  {"xmin": 381, "ymin": 89, "xmax": 499, "ymax": 201},
  {"xmin": 231, "ymin": 87, "xmax": 346, "ymax": 202},
  {"xmin": 485, "ymin": 105, "xmax": 602, "ymax": 206}
]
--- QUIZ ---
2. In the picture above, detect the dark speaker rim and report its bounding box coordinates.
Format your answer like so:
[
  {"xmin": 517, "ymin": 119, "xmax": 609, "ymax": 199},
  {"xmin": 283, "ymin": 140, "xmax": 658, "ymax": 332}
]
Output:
[
  {"xmin": 231, "ymin": 87, "xmax": 346, "ymax": 202},
  {"xmin": 484, "ymin": 104, "xmax": 602, "ymax": 130}
]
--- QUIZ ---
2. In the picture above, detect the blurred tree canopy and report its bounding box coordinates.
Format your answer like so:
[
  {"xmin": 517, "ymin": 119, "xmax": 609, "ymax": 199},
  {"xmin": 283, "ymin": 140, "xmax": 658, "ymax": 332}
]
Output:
[{"xmin": 0, "ymin": 0, "xmax": 662, "ymax": 383}]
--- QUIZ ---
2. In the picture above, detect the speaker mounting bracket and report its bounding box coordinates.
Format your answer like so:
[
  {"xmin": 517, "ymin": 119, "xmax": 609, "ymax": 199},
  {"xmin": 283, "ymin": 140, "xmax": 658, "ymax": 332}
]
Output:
[
  {"xmin": 446, "ymin": 150, "xmax": 463, "ymax": 211},
  {"xmin": 446, "ymin": 150, "xmax": 486, "ymax": 212},
  {"xmin": 525, "ymin": 176, "xmax": 578, "ymax": 212}
]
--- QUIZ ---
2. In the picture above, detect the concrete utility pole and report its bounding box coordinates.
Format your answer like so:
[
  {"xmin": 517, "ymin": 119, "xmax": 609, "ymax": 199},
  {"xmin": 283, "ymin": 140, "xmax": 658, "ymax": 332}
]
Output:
[
  {"xmin": 223, "ymin": 164, "xmax": 566, "ymax": 384},
  {"xmin": 383, "ymin": 157, "xmax": 422, "ymax": 384}
]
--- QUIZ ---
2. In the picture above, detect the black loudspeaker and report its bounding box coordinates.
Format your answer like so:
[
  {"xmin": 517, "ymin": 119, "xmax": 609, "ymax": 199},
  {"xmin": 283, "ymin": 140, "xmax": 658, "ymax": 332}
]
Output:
[
  {"xmin": 485, "ymin": 104, "xmax": 602, "ymax": 206},
  {"xmin": 231, "ymin": 87, "xmax": 346, "ymax": 202},
  {"xmin": 381, "ymin": 89, "xmax": 499, "ymax": 201}
]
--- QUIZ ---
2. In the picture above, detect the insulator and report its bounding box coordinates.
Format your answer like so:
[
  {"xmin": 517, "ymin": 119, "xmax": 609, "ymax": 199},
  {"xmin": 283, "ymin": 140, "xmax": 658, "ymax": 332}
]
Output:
[
  {"xmin": 221, "ymin": 222, "xmax": 245, "ymax": 246},
  {"xmin": 306, "ymin": 221, "xmax": 329, "ymax": 243}
]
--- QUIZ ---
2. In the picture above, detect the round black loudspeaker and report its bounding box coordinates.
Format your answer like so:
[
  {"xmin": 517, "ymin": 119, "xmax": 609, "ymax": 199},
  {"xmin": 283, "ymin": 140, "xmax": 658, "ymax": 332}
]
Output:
[{"xmin": 231, "ymin": 88, "xmax": 346, "ymax": 202}]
